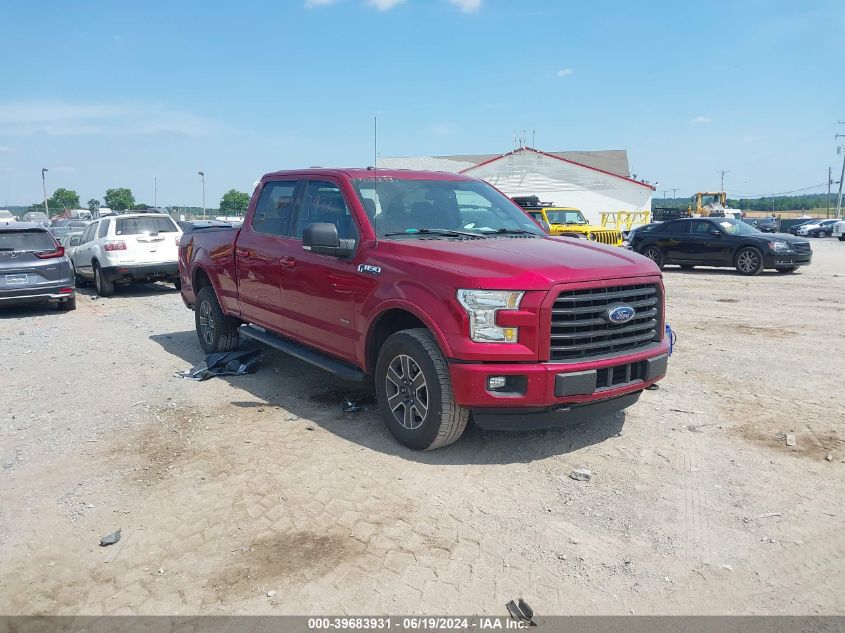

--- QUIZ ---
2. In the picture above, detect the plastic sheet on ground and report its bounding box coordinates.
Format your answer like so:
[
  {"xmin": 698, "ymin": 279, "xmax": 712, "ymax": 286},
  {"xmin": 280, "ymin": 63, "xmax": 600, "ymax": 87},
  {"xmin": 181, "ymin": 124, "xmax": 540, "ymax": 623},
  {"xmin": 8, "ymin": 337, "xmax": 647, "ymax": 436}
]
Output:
[{"xmin": 176, "ymin": 350, "xmax": 260, "ymax": 381}]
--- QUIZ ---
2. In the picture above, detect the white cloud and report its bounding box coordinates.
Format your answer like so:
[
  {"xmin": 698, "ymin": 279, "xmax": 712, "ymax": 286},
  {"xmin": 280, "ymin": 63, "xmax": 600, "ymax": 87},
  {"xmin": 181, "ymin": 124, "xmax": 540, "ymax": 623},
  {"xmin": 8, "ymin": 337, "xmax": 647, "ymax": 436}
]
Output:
[
  {"xmin": 691, "ymin": 116, "xmax": 711, "ymax": 124},
  {"xmin": 0, "ymin": 145, "xmax": 14, "ymax": 152},
  {"xmin": 556, "ymin": 68, "xmax": 575, "ymax": 77},
  {"xmin": 448, "ymin": 0, "xmax": 482, "ymax": 12},
  {"xmin": 304, "ymin": 0, "xmax": 340, "ymax": 7},
  {"xmin": 0, "ymin": 102, "xmax": 218, "ymax": 137},
  {"xmin": 366, "ymin": 0, "xmax": 405, "ymax": 10}
]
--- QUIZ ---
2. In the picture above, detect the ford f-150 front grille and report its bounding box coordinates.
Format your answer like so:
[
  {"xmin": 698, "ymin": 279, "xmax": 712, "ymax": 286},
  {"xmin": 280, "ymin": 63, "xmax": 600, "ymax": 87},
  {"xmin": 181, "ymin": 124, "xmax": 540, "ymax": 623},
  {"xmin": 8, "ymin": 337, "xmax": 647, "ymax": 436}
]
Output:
[{"xmin": 549, "ymin": 283, "xmax": 661, "ymax": 361}]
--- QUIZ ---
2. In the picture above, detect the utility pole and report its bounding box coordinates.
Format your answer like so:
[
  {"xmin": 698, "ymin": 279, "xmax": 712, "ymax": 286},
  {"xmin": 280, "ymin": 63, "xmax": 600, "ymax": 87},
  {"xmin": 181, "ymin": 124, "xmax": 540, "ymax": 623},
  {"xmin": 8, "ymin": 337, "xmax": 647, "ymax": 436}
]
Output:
[
  {"xmin": 719, "ymin": 170, "xmax": 730, "ymax": 192},
  {"xmin": 670, "ymin": 188, "xmax": 679, "ymax": 199},
  {"xmin": 41, "ymin": 168, "xmax": 49, "ymax": 216},
  {"xmin": 836, "ymin": 123, "xmax": 845, "ymax": 220},
  {"xmin": 836, "ymin": 145, "xmax": 845, "ymax": 220},
  {"xmin": 662, "ymin": 190, "xmax": 669, "ymax": 201},
  {"xmin": 829, "ymin": 166, "xmax": 833, "ymax": 218},
  {"xmin": 198, "ymin": 171, "xmax": 206, "ymax": 219}
]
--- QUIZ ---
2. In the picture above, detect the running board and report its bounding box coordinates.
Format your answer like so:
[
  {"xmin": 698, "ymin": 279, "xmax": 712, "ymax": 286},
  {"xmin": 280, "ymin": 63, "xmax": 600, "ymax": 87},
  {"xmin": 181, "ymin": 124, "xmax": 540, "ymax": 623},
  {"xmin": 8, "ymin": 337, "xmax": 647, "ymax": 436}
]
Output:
[{"xmin": 239, "ymin": 324, "xmax": 366, "ymax": 383}]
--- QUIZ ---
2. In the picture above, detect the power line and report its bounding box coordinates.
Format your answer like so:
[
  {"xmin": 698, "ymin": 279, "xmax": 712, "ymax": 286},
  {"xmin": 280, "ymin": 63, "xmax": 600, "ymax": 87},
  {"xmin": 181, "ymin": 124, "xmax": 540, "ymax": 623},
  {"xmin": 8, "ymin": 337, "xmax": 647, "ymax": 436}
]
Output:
[{"xmin": 728, "ymin": 182, "xmax": 829, "ymax": 198}]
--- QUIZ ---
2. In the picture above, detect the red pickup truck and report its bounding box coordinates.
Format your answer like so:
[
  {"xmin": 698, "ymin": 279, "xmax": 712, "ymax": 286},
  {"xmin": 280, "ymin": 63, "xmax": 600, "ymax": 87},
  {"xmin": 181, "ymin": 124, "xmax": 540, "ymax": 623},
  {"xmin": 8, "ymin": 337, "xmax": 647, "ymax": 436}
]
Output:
[{"xmin": 179, "ymin": 169, "xmax": 669, "ymax": 450}]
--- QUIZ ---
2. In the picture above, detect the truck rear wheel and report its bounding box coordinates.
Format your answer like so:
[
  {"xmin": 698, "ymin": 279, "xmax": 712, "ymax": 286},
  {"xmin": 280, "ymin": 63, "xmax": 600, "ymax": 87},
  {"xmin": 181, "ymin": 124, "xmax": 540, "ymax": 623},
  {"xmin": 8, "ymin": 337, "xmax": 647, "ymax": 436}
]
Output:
[
  {"xmin": 375, "ymin": 328, "xmax": 469, "ymax": 450},
  {"xmin": 195, "ymin": 286, "xmax": 240, "ymax": 354}
]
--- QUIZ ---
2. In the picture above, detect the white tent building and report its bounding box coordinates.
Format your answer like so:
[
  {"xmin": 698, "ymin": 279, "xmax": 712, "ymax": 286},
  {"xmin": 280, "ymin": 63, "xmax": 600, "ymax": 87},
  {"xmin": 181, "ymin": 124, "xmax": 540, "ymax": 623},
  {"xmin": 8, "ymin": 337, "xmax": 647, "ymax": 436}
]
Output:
[{"xmin": 379, "ymin": 147, "xmax": 655, "ymax": 225}]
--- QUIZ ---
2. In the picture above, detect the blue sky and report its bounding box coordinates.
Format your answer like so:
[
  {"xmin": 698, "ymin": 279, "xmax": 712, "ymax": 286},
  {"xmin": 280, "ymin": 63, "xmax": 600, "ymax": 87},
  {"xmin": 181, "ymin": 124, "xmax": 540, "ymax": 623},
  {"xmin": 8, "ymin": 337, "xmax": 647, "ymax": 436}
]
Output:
[{"xmin": 1, "ymin": 0, "xmax": 843, "ymax": 208}]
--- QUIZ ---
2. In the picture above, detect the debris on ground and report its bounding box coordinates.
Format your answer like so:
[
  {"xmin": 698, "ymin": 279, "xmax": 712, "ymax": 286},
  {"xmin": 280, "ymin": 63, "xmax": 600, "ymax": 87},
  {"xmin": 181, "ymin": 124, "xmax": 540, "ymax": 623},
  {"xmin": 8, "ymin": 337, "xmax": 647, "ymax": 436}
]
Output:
[
  {"xmin": 757, "ymin": 512, "xmax": 782, "ymax": 519},
  {"xmin": 266, "ymin": 590, "xmax": 276, "ymax": 598},
  {"xmin": 785, "ymin": 434, "xmax": 796, "ymax": 447},
  {"xmin": 99, "ymin": 529, "xmax": 121, "ymax": 547},
  {"xmin": 342, "ymin": 399, "xmax": 366, "ymax": 414},
  {"xmin": 506, "ymin": 598, "xmax": 536, "ymax": 626},
  {"xmin": 826, "ymin": 454, "xmax": 834, "ymax": 462},
  {"xmin": 176, "ymin": 350, "xmax": 260, "ymax": 381},
  {"xmin": 569, "ymin": 468, "xmax": 592, "ymax": 482}
]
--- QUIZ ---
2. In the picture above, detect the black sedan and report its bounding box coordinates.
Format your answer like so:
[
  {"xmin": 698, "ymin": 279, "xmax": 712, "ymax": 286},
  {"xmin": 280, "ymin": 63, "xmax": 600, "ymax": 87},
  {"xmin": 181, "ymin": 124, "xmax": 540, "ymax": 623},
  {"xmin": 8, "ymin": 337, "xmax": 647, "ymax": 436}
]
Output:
[
  {"xmin": 788, "ymin": 219, "xmax": 818, "ymax": 235},
  {"xmin": 630, "ymin": 217, "xmax": 812, "ymax": 275}
]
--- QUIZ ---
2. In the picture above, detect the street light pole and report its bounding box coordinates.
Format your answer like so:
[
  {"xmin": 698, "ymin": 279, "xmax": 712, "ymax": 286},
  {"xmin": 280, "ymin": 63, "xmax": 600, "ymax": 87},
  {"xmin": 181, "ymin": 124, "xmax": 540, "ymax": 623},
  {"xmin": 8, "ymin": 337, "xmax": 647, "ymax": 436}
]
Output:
[
  {"xmin": 198, "ymin": 171, "xmax": 205, "ymax": 219},
  {"xmin": 41, "ymin": 168, "xmax": 49, "ymax": 216}
]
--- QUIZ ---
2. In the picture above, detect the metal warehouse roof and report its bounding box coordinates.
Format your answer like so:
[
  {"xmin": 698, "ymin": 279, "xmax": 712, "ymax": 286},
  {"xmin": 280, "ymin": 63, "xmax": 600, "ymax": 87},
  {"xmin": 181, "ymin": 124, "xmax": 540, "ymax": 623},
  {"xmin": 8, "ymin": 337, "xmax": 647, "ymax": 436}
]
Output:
[{"xmin": 380, "ymin": 148, "xmax": 631, "ymax": 179}]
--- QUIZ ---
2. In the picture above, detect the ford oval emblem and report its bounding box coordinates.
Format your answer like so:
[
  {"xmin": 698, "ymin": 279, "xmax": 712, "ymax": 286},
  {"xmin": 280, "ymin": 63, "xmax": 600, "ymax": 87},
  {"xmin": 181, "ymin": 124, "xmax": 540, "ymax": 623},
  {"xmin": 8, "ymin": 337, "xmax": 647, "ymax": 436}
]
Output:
[{"xmin": 606, "ymin": 305, "xmax": 635, "ymax": 324}]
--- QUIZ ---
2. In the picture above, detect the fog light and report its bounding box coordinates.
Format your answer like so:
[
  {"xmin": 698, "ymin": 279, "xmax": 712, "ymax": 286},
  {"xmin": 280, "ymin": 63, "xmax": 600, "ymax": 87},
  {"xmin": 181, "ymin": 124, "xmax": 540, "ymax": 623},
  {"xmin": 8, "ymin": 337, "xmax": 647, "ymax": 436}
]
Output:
[{"xmin": 487, "ymin": 376, "xmax": 507, "ymax": 390}]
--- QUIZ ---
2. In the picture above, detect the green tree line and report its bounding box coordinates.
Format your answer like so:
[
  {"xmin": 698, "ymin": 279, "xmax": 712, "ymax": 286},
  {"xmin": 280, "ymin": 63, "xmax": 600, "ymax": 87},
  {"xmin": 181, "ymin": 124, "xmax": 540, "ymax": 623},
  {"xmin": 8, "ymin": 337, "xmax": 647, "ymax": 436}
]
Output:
[
  {"xmin": 653, "ymin": 193, "xmax": 837, "ymax": 212},
  {"xmin": 25, "ymin": 186, "xmax": 251, "ymax": 217}
]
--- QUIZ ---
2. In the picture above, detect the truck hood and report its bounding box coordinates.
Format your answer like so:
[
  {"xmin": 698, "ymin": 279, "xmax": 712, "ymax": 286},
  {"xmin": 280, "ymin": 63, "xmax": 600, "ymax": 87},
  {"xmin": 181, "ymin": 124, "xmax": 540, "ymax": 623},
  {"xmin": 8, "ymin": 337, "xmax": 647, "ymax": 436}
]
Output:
[{"xmin": 380, "ymin": 235, "xmax": 659, "ymax": 290}]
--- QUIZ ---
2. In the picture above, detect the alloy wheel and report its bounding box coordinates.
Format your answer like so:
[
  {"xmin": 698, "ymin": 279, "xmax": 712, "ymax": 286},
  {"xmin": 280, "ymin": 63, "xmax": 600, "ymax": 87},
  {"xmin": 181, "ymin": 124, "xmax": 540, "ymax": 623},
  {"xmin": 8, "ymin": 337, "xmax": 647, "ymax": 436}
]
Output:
[
  {"xmin": 385, "ymin": 354, "xmax": 429, "ymax": 430},
  {"xmin": 737, "ymin": 250, "xmax": 759, "ymax": 273},
  {"xmin": 198, "ymin": 300, "xmax": 215, "ymax": 346}
]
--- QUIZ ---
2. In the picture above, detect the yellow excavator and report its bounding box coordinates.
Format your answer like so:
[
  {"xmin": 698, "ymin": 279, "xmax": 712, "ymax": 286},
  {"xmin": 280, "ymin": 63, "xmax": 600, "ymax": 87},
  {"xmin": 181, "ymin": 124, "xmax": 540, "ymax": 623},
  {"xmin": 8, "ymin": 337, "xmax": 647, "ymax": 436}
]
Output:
[{"xmin": 690, "ymin": 192, "xmax": 728, "ymax": 217}]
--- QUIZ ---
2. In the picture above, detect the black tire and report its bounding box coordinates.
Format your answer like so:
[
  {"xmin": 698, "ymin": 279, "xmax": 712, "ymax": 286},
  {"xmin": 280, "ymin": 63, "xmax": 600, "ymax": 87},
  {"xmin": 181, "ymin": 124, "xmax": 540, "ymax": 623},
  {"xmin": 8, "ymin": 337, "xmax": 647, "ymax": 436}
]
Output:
[
  {"xmin": 195, "ymin": 285, "xmax": 240, "ymax": 354},
  {"xmin": 839, "ymin": 236, "xmax": 845, "ymax": 242},
  {"xmin": 375, "ymin": 328, "xmax": 469, "ymax": 451},
  {"xmin": 93, "ymin": 261, "xmax": 114, "ymax": 296},
  {"xmin": 173, "ymin": 278, "xmax": 182, "ymax": 291},
  {"xmin": 735, "ymin": 247, "xmax": 763, "ymax": 276},
  {"xmin": 58, "ymin": 296, "xmax": 77, "ymax": 311},
  {"xmin": 641, "ymin": 245, "xmax": 664, "ymax": 269},
  {"xmin": 818, "ymin": 231, "xmax": 828, "ymax": 238},
  {"xmin": 679, "ymin": 264, "xmax": 695, "ymax": 270},
  {"xmin": 775, "ymin": 267, "xmax": 798, "ymax": 274}
]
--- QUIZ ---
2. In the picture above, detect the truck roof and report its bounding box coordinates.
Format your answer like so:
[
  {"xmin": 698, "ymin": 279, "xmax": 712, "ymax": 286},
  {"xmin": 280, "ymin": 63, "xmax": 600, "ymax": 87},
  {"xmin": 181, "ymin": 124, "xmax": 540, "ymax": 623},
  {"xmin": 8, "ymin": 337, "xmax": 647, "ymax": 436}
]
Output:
[{"xmin": 261, "ymin": 168, "xmax": 476, "ymax": 181}]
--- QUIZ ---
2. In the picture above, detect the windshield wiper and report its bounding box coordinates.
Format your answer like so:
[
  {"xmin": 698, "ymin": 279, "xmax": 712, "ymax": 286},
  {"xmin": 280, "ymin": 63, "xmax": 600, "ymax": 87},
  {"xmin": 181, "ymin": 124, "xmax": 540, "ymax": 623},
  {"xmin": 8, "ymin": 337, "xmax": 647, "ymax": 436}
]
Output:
[
  {"xmin": 383, "ymin": 228, "xmax": 483, "ymax": 239},
  {"xmin": 489, "ymin": 228, "xmax": 537, "ymax": 236}
]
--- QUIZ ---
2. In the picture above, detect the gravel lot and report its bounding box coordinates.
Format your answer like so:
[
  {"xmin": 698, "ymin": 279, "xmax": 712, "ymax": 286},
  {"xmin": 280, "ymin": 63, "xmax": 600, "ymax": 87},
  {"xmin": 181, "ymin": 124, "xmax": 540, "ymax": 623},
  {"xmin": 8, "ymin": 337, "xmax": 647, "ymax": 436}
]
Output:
[{"xmin": 1, "ymin": 239, "xmax": 843, "ymax": 615}]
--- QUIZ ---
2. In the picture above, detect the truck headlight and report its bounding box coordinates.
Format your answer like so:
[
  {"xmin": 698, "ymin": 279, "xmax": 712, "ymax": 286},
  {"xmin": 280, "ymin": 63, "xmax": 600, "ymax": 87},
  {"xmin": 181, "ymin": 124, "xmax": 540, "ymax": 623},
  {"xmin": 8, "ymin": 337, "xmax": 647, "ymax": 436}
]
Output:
[
  {"xmin": 456, "ymin": 289, "xmax": 524, "ymax": 343},
  {"xmin": 769, "ymin": 240, "xmax": 791, "ymax": 252}
]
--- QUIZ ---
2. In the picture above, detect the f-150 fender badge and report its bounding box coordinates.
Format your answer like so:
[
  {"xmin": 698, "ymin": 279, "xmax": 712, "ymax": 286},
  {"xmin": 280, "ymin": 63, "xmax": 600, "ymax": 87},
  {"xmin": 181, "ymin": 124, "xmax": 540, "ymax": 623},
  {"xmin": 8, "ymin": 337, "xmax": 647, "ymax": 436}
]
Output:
[{"xmin": 357, "ymin": 264, "xmax": 382, "ymax": 275}]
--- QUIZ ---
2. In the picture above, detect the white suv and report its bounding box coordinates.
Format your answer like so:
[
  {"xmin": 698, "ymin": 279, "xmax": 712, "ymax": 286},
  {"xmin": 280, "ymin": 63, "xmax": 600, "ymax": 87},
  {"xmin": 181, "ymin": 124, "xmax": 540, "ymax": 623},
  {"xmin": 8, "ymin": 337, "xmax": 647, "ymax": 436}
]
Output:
[
  {"xmin": 70, "ymin": 213, "xmax": 182, "ymax": 296},
  {"xmin": 833, "ymin": 220, "xmax": 845, "ymax": 241}
]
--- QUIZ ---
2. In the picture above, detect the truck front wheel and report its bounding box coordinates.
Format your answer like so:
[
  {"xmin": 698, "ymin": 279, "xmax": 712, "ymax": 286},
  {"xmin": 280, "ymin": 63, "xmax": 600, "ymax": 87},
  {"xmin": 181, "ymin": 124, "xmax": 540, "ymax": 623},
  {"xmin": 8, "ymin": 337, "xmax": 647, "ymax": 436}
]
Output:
[
  {"xmin": 195, "ymin": 286, "xmax": 240, "ymax": 354},
  {"xmin": 375, "ymin": 328, "xmax": 469, "ymax": 450}
]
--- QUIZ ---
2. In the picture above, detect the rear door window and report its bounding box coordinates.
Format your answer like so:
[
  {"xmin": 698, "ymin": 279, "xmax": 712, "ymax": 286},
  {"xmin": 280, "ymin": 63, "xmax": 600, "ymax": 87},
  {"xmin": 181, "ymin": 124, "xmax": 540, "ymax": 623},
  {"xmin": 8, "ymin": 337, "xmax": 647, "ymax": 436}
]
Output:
[
  {"xmin": 0, "ymin": 230, "xmax": 56, "ymax": 252},
  {"xmin": 664, "ymin": 220, "xmax": 690, "ymax": 234},
  {"xmin": 115, "ymin": 216, "xmax": 178, "ymax": 235},
  {"xmin": 98, "ymin": 219, "xmax": 110, "ymax": 238},
  {"xmin": 252, "ymin": 181, "xmax": 299, "ymax": 236}
]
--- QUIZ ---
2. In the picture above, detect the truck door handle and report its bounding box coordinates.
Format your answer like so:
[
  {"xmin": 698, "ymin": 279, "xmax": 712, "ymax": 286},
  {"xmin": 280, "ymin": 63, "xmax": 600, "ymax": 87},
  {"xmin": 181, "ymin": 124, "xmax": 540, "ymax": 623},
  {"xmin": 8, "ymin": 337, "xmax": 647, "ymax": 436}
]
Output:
[{"xmin": 280, "ymin": 256, "xmax": 296, "ymax": 269}]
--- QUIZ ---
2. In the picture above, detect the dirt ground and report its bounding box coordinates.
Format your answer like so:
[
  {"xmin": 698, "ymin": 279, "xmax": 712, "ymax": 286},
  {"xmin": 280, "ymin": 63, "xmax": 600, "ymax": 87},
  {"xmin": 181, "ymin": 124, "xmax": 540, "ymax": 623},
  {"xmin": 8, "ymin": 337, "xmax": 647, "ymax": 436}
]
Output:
[{"xmin": 1, "ymin": 240, "xmax": 843, "ymax": 616}]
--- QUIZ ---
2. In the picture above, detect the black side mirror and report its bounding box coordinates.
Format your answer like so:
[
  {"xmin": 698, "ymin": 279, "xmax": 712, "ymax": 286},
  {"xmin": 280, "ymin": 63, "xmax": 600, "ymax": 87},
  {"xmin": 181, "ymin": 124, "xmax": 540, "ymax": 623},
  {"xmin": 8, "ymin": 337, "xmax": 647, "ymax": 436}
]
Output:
[{"xmin": 303, "ymin": 222, "xmax": 355, "ymax": 258}]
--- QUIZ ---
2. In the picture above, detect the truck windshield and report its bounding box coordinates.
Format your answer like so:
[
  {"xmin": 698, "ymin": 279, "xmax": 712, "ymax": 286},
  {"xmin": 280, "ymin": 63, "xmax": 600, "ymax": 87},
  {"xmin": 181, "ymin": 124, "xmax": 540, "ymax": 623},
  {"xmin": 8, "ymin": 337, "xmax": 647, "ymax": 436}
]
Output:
[
  {"xmin": 545, "ymin": 210, "xmax": 587, "ymax": 225},
  {"xmin": 351, "ymin": 178, "xmax": 543, "ymax": 238}
]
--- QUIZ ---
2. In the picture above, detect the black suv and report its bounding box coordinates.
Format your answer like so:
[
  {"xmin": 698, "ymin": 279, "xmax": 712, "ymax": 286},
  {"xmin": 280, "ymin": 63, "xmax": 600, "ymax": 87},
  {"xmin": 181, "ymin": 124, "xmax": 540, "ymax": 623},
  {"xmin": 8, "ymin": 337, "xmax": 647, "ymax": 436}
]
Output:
[
  {"xmin": 755, "ymin": 217, "xmax": 778, "ymax": 233},
  {"xmin": 630, "ymin": 217, "xmax": 812, "ymax": 275}
]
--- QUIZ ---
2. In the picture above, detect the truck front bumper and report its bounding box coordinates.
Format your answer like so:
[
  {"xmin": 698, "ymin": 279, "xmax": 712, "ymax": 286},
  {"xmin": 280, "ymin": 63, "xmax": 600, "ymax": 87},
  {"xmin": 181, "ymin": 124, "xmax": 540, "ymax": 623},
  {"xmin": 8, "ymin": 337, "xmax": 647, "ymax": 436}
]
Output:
[{"xmin": 448, "ymin": 342, "xmax": 669, "ymax": 429}]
